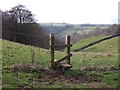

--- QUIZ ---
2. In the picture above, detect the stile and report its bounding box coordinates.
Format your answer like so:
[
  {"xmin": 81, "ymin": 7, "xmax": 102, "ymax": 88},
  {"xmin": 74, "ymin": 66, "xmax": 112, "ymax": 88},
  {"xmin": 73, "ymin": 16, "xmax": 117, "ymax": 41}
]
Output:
[{"xmin": 49, "ymin": 33, "xmax": 72, "ymax": 69}]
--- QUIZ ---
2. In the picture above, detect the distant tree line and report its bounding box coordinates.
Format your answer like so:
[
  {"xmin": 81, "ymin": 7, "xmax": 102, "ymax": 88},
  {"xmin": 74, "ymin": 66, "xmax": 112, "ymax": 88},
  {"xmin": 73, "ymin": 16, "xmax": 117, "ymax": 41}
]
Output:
[{"xmin": 2, "ymin": 4, "xmax": 62, "ymax": 49}]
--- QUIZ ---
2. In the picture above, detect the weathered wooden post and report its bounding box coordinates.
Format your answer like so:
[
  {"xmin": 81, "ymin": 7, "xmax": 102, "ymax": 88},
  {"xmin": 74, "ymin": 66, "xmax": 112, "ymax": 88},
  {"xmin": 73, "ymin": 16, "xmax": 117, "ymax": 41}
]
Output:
[
  {"xmin": 50, "ymin": 33, "xmax": 54, "ymax": 68},
  {"xmin": 66, "ymin": 35, "xmax": 70, "ymax": 64}
]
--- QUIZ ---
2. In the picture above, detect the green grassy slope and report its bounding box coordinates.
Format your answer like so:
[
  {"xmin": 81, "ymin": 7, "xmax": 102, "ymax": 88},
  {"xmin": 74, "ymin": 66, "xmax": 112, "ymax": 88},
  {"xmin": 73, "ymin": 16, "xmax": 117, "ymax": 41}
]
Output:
[
  {"xmin": 71, "ymin": 36, "xmax": 118, "ymax": 68},
  {"xmin": 71, "ymin": 35, "xmax": 109, "ymax": 51},
  {"xmin": 2, "ymin": 40, "xmax": 49, "ymax": 67},
  {"xmin": 2, "ymin": 37, "xmax": 118, "ymax": 88},
  {"xmin": 71, "ymin": 37, "xmax": 118, "ymax": 88},
  {"xmin": 83, "ymin": 36, "xmax": 118, "ymax": 52}
]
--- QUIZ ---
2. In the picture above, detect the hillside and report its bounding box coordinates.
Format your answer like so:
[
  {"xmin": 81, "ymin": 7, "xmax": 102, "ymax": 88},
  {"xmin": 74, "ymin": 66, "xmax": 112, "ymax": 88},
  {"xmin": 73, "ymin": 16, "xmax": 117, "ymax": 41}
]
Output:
[
  {"xmin": 40, "ymin": 23, "xmax": 110, "ymax": 39},
  {"xmin": 83, "ymin": 36, "xmax": 118, "ymax": 52},
  {"xmin": 2, "ymin": 38, "xmax": 118, "ymax": 88},
  {"xmin": 71, "ymin": 35, "xmax": 108, "ymax": 51},
  {"xmin": 71, "ymin": 24, "xmax": 118, "ymax": 43},
  {"xmin": 72, "ymin": 35, "xmax": 118, "ymax": 52}
]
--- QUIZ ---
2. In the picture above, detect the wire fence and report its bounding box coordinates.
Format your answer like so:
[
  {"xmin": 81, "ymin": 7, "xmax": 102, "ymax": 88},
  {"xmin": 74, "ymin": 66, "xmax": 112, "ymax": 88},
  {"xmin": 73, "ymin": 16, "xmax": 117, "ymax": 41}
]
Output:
[
  {"xmin": 2, "ymin": 31, "xmax": 66, "ymax": 68},
  {"xmin": 2, "ymin": 30, "xmax": 49, "ymax": 49},
  {"xmin": 3, "ymin": 31, "xmax": 43, "ymax": 38}
]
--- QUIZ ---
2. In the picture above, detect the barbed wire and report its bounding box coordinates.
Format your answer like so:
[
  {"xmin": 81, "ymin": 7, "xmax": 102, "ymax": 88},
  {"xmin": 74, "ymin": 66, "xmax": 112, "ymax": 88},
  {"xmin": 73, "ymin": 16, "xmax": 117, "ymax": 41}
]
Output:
[{"xmin": 2, "ymin": 31, "xmax": 43, "ymax": 38}]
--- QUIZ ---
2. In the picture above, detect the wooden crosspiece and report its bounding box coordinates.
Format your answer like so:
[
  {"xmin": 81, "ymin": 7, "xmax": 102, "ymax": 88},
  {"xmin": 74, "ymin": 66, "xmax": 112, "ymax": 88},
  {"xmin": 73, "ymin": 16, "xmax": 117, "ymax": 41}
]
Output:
[{"xmin": 49, "ymin": 33, "xmax": 72, "ymax": 70}]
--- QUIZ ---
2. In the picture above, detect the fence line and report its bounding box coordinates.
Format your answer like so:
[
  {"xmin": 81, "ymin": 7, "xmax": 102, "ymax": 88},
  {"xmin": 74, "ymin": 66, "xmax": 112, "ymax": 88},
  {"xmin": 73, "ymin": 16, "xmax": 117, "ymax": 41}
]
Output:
[
  {"xmin": 2, "ymin": 30, "xmax": 49, "ymax": 49},
  {"xmin": 2, "ymin": 31, "xmax": 43, "ymax": 38}
]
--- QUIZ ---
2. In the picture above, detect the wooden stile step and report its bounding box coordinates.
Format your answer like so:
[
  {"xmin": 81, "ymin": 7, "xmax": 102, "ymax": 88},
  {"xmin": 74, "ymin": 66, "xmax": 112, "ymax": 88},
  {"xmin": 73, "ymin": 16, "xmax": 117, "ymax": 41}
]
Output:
[{"xmin": 59, "ymin": 63, "xmax": 72, "ymax": 68}]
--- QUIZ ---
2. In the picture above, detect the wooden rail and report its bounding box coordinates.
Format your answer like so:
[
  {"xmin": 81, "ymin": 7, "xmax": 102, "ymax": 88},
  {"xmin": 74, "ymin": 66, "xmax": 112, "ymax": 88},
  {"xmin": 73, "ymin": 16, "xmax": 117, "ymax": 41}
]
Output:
[
  {"xmin": 50, "ymin": 44, "xmax": 72, "ymax": 48},
  {"xmin": 49, "ymin": 33, "xmax": 72, "ymax": 68}
]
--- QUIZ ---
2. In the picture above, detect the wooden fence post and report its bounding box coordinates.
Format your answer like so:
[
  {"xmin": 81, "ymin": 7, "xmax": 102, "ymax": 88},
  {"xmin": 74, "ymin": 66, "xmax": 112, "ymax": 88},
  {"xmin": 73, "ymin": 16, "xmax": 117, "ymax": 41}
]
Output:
[
  {"xmin": 50, "ymin": 33, "xmax": 54, "ymax": 67},
  {"xmin": 66, "ymin": 35, "xmax": 70, "ymax": 64}
]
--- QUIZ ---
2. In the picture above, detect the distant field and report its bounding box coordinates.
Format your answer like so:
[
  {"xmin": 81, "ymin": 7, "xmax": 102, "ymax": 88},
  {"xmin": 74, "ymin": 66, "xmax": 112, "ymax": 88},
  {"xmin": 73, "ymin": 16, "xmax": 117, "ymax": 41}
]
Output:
[
  {"xmin": 2, "ymin": 36, "xmax": 119, "ymax": 88},
  {"xmin": 42, "ymin": 25, "xmax": 109, "ymax": 38},
  {"xmin": 58, "ymin": 26, "xmax": 109, "ymax": 38}
]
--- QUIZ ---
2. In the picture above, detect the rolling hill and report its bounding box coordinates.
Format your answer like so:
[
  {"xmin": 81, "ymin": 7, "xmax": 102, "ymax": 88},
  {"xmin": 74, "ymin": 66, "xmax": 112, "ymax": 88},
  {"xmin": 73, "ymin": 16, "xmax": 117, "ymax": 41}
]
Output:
[
  {"xmin": 83, "ymin": 36, "xmax": 118, "ymax": 52},
  {"xmin": 72, "ymin": 35, "xmax": 119, "ymax": 52},
  {"xmin": 71, "ymin": 35, "xmax": 108, "ymax": 51}
]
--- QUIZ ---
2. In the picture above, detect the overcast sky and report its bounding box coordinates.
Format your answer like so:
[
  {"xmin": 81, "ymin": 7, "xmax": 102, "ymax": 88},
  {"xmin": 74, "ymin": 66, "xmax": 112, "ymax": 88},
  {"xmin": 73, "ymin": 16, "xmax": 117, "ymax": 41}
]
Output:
[{"xmin": 0, "ymin": 0, "xmax": 119, "ymax": 24}]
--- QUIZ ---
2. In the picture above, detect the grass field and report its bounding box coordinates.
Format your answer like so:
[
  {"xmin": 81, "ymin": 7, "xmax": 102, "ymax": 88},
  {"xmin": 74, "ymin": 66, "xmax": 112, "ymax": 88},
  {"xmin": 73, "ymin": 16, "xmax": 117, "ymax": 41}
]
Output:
[{"xmin": 2, "ymin": 36, "xmax": 119, "ymax": 88}]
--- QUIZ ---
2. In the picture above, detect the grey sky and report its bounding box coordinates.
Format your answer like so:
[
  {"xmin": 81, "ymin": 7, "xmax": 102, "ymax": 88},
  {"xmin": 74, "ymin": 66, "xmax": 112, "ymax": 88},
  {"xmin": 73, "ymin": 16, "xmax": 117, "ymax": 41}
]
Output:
[{"xmin": 0, "ymin": 0, "xmax": 119, "ymax": 24}]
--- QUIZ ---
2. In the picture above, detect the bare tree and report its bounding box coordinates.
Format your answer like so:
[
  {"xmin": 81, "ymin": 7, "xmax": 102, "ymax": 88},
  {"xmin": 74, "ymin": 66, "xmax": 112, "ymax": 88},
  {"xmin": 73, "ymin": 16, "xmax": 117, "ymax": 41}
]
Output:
[{"xmin": 9, "ymin": 4, "xmax": 37, "ymax": 23}]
